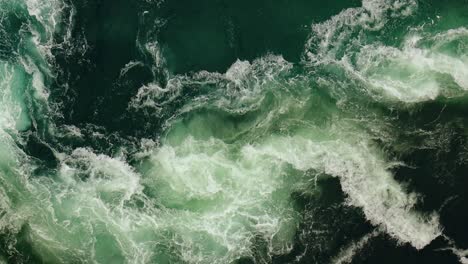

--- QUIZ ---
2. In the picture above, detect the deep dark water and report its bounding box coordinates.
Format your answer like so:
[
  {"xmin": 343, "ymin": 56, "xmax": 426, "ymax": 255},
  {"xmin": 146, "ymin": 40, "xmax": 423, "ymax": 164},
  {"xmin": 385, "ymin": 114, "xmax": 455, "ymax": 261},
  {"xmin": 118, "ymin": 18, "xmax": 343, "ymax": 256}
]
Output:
[{"xmin": 1, "ymin": 0, "xmax": 468, "ymax": 263}]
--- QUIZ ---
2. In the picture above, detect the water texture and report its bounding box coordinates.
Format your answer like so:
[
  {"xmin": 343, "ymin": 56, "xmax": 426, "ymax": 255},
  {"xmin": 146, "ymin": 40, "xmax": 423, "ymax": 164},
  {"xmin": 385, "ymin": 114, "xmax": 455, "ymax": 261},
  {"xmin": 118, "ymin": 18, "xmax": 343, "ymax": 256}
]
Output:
[{"xmin": 0, "ymin": 0, "xmax": 468, "ymax": 263}]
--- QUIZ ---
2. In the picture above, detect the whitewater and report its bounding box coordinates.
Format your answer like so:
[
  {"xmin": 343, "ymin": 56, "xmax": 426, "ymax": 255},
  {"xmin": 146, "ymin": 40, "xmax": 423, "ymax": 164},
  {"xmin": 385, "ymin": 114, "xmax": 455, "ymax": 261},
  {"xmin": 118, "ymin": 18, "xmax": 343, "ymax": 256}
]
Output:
[{"xmin": 1, "ymin": 0, "xmax": 468, "ymax": 263}]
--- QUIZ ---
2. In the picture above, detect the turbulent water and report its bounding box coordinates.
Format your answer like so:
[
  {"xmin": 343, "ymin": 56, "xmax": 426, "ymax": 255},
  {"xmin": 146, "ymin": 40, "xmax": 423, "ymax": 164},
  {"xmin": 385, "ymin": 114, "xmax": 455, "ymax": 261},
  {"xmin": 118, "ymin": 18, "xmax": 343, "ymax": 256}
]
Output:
[{"xmin": 0, "ymin": 0, "xmax": 468, "ymax": 263}]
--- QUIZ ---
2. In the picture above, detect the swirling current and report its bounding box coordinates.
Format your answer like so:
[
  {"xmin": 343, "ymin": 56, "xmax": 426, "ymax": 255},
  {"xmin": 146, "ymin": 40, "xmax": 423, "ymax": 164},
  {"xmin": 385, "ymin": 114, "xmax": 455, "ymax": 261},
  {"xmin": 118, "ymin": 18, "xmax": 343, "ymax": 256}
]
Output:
[{"xmin": 0, "ymin": 0, "xmax": 468, "ymax": 263}]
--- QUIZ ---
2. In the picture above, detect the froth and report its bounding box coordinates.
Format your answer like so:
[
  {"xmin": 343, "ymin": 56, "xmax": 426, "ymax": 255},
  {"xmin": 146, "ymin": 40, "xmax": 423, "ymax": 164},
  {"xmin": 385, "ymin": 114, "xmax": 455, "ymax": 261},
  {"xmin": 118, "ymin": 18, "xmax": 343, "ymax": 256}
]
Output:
[
  {"xmin": 247, "ymin": 132, "xmax": 441, "ymax": 249},
  {"xmin": 141, "ymin": 136, "xmax": 299, "ymax": 263},
  {"xmin": 306, "ymin": 0, "xmax": 468, "ymax": 104}
]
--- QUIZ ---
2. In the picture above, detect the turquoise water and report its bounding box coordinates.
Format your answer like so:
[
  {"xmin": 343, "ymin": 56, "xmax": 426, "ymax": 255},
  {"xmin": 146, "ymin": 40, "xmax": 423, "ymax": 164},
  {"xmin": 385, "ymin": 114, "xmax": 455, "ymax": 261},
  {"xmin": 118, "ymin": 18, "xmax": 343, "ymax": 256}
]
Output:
[{"xmin": 0, "ymin": 0, "xmax": 468, "ymax": 263}]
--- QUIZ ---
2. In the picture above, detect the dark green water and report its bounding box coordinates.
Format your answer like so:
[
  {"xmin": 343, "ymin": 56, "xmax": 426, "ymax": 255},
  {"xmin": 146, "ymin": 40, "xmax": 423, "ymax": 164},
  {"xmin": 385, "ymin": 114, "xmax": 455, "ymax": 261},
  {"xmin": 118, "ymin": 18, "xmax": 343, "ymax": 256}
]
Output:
[{"xmin": 1, "ymin": 0, "xmax": 468, "ymax": 263}]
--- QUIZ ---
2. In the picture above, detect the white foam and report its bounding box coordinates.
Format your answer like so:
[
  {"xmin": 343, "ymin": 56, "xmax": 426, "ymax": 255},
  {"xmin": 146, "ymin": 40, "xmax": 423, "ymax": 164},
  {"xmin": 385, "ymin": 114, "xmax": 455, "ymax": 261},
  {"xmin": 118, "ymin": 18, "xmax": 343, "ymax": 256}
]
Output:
[
  {"xmin": 22, "ymin": 148, "xmax": 152, "ymax": 262},
  {"xmin": 142, "ymin": 39, "xmax": 168, "ymax": 78},
  {"xmin": 305, "ymin": 0, "xmax": 468, "ymax": 104},
  {"xmin": 129, "ymin": 55, "xmax": 292, "ymax": 119},
  {"xmin": 306, "ymin": 0, "xmax": 418, "ymax": 64},
  {"xmin": 246, "ymin": 132, "xmax": 441, "ymax": 249},
  {"xmin": 0, "ymin": 0, "xmax": 456, "ymax": 261},
  {"xmin": 0, "ymin": 62, "xmax": 32, "ymax": 132},
  {"xmin": 0, "ymin": 61, "xmax": 32, "ymax": 242},
  {"xmin": 332, "ymin": 229, "xmax": 381, "ymax": 264},
  {"xmin": 142, "ymin": 136, "xmax": 299, "ymax": 263},
  {"xmin": 119, "ymin": 61, "xmax": 145, "ymax": 77},
  {"xmin": 25, "ymin": 0, "xmax": 66, "ymax": 48},
  {"xmin": 225, "ymin": 59, "xmax": 251, "ymax": 86},
  {"xmin": 60, "ymin": 148, "xmax": 144, "ymax": 205},
  {"xmin": 451, "ymin": 248, "xmax": 468, "ymax": 264}
]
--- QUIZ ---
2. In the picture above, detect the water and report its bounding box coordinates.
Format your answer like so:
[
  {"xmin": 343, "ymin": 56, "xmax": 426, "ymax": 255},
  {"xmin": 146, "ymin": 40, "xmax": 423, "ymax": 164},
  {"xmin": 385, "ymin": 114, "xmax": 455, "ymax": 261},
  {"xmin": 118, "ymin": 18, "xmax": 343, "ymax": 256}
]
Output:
[{"xmin": 0, "ymin": 0, "xmax": 467, "ymax": 263}]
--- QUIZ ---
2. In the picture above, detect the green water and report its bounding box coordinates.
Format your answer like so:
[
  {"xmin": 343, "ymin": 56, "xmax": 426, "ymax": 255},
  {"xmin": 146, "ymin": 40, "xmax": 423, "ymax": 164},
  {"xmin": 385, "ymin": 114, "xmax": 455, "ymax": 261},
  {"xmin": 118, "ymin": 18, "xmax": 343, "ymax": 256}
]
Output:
[{"xmin": 0, "ymin": 0, "xmax": 468, "ymax": 263}]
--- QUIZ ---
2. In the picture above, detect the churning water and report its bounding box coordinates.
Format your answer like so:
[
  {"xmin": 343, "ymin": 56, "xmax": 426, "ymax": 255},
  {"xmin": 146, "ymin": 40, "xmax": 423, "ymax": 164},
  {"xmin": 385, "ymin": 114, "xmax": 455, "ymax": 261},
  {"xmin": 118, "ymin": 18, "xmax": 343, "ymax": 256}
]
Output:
[{"xmin": 0, "ymin": 0, "xmax": 468, "ymax": 263}]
